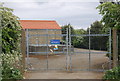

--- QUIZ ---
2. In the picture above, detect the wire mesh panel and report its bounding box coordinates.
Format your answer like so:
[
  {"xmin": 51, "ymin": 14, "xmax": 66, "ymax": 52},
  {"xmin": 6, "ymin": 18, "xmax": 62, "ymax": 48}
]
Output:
[
  {"xmin": 90, "ymin": 36, "xmax": 110, "ymax": 71},
  {"xmin": 26, "ymin": 29, "xmax": 48, "ymax": 70},
  {"xmin": 26, "ymin": 28, "xmax": 112, "ymax": 72},
  {"xmin": 89, "ymin": 28, "xmax": 111, "ymax": 71},
  {"xmin": 70, "ymin": 35, "xmax": 90, "ymax": 71},
  {"xmin": 48, "ymin": 35, "xmax": 67, "ymax": 70},
  {"xmin": 26, "ymin": 29, "xmax": 68, "ymax": 71},
  {"xmin": 69, "ymin": 28, "xmax": 112, "ymax": 71}
]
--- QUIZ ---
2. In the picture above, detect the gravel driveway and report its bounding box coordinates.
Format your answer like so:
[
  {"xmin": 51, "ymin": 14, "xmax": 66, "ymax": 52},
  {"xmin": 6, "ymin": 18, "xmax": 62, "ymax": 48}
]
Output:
[{"xmin": 25, "ymin": 48, "xmax": 109, "ymax": 79}]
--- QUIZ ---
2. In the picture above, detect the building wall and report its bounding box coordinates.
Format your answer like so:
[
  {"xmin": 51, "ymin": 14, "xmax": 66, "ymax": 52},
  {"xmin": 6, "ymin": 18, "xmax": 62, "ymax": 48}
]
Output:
[{"xmin": 26, "ymin": 29, "xmax": 62, "ymax": 45}]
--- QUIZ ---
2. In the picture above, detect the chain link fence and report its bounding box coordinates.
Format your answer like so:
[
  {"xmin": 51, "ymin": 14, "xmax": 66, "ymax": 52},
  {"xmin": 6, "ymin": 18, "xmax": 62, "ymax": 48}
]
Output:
[{"xmin": 25, "ymin": 28, "xmax": 112, "ymax": 72}]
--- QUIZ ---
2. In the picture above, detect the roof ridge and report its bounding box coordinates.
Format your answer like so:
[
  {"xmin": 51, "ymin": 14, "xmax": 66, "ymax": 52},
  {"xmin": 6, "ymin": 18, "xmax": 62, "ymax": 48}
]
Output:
[{"xmin": 20, "ymin": 20, "xmax": 56, "ymax": 22}]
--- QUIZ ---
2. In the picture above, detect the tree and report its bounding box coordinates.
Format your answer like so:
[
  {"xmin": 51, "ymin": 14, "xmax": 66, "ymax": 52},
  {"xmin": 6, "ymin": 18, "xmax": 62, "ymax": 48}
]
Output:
[
  {"xmin": 97, "ymin": 2, "xmax": 120, "ymax": 29},
  {"xmin": 84, "ymin": 21, "xmax": 107, "ymax": 50},
  {"xmin": 0, "ymin": 3, "xmax": 21, "ymax": 53},
  {"xmin": 90, "ymin": 21, "xmax": 107, "ymax": 50},
  {"xmin": 61, "ymin": 24, "xmax": 75, "ymax": 45},
  {"xmin": 73, "ymin": 29, "xmax": 86, "ymax": 48},
  {"xmin": 97, "ymin": 2, "xmax": 120, "ymax": 59},
  {"xmin": 62, "ymin": 24, "xmax": 88, "ymax": 48}
]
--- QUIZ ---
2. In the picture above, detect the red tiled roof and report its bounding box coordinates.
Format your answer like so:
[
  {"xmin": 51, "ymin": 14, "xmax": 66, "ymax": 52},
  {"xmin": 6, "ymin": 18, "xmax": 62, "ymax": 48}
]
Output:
[{"xmin": 20, "ymin": 20, "xmax": 61, "ymax": 29}]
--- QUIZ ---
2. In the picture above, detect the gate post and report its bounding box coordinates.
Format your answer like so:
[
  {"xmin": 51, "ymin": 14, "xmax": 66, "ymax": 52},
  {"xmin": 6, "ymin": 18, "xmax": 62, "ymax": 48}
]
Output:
[
  {"xmin": 88, "ymin": 28, "xmax": 91, "ymax": 71},
  {"xmin": 21, "ymin": 29, "xmax": 26, "ymax": 74},
  {"xmin": 109, "ymin": 28, "xmax": 112, "ymax": 69},
  {"xmin": 26, "ymin": 29, "xmax": 29, "ymax": 65},
  {"xmin": 66, "ymin": 28, "xmax": 69, "ymax": 71},
  {"xmin": 113, "ymin": 28, "xmax": 118, "ymax": 67},
  {"xmin": 69, "ymin": 26, "xmax": 72, "ymax": 71}
]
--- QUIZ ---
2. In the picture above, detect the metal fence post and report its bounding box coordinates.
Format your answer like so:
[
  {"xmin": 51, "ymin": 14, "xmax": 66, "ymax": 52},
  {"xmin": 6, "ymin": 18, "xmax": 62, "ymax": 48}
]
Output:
[
  {"xmin": 26, "ymin": 29, "xmax": 30, "ymax": 66},
  {"xmin": 89, "ymin": 28, "xmax": 91, "ymax": 71},
  {"xmin": 47, "ymin": 29, "xmax": 49, "ymax": 70},
  {"xmin": 69, "ymin": 26, "xmax": 72, "ymax": 71},
  {"xmin": 109, "ymin": 28, "xmax": 112, "ymax": 69},
  {"xmin": 0, "ymin": 4, "xmax": 2, "ymax": 81},
  {"xmin": 66, "ymin": 28, "xmax": 69, "ymax": 71}
]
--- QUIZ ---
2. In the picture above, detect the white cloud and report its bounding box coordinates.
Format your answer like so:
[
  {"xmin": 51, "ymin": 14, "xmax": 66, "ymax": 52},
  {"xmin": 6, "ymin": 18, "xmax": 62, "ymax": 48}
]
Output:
[
  {"xmin": 3, "ymin": 1, "xmax": 101, "ymax": 29},
  {"xmin": 1, "ymin": 0, "xmax": 100, "ymax": 2}
]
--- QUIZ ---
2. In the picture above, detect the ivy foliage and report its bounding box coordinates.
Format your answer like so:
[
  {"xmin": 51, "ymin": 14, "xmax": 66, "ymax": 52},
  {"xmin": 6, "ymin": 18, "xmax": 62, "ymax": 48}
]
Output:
[{"xmin": 0, "ymin": 4, "xmax": 21, "ymax": 53}]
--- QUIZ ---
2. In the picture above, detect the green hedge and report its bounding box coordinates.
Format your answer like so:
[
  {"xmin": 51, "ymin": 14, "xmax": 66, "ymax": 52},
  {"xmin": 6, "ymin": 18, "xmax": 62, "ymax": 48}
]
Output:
[
  {"xmin": 1, "ymin": 51, "xmax": 23, "ymax": 80},
  {"xmin": 103, "ymin": 66, "xmax": 120, "ymax": 80}
]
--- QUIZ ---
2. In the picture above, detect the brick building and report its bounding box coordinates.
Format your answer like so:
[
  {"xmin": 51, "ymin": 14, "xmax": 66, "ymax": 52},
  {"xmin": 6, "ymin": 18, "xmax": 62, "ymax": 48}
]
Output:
[{"xmin": 20, "ymin": 20, "xmax": 62, "ymax": 46}]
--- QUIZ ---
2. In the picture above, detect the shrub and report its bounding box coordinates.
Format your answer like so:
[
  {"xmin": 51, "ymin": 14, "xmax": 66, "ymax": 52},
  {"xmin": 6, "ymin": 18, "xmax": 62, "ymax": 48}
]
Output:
[
  {"xmin": 1, "ymin": 51, "xmax": 23, "ymax": 80},
  {"xmin": 103, "ymin": 66, "xmax": 120, "ymax": 80},
  {"xmin": 0, "ymin": 3, "xmax": 21, "ymax": 54},
  {"xmin": 0, "ymin": 3, "xmax": 23, "ymax": 81}
]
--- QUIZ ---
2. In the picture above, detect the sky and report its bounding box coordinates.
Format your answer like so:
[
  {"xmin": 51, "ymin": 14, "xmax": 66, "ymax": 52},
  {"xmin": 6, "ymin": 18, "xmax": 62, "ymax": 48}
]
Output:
[{"xmin": 1, "ymin": 0, "xmax": 102, "ymax": 29}]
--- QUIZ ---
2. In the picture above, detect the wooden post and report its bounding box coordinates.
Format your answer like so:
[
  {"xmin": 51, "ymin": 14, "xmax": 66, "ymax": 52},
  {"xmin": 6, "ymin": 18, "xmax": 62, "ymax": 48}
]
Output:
[
  {"xmin": 21, "ymin": 29, "xmax": 26, "ymax": 74},
  {"xmin": 113, "ymin": 28, "xmax": 118, "ymax": 67}
]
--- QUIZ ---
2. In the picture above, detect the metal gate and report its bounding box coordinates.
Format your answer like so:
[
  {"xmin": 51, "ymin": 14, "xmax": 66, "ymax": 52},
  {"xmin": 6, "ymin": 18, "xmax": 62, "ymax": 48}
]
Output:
[
  {"xmin": 26, "ymin": 29, "xmax": 69, "ymax": 71},
  {"xmin": 68, "ymin": 28, "xmax": 112, "ymax": 71},
  {"xmin": 26, "ymin": 28, "xmax": 112, "ymax": 72}
]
